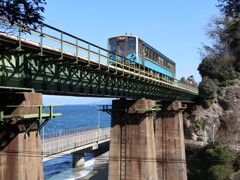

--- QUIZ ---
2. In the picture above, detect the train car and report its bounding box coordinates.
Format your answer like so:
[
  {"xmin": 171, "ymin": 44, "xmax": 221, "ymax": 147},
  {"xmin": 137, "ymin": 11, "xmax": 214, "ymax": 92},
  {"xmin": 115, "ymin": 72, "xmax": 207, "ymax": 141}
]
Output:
[{"xmin": 108, "ymin": 34, "xmax": 176, "ymax": 79}]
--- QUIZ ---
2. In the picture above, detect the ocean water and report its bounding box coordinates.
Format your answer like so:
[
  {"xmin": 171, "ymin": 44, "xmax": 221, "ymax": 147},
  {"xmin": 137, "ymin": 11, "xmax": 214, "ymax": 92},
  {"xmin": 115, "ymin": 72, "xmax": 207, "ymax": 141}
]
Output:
[{"xmin": 42, "ymin": 105, "xmax": 111, "ymax": 180}]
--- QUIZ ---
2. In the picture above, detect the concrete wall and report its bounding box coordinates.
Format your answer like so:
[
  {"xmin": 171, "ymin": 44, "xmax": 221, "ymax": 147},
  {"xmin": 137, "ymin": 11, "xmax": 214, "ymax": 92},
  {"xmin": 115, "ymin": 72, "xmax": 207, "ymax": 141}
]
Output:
[
  {"xmin": 108, "ymin": 99, "xmax": 158, "ymax": 180},
  {"xmin": 0, "ymin": 92, "xmax": 44, "ymax": 180}
]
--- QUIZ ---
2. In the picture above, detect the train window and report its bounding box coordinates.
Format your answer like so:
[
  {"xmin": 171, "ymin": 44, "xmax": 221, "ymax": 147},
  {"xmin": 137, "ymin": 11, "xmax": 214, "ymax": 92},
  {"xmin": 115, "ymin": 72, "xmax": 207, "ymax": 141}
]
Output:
[
  {"xmin": 139, "ymin": 44, "xmax": 142, "ymax": 55},
  {"xmin": 151, "ymin": 51, "xmax": 154, "ymax": 60},
  {"xmin": 147, "ymin": 48, "xmax": 150, "ymax": 58},
  {"xmin": 128, "ymin": 37, "xmax": 136, "ymax": 54},
  {"xmin": 145, "ymin": 48, "xmax": 148, "ymax": 58},
  {"xmin": 153, "ymin": 53, "xmax": 156, "ymax": 61},
  {"xmin": 163, "ymin": 60, "xmax": 167, "ymax": 67},
  {"xmin": 138, "ymin": 39, "xmax": 142, "ymax": 54},
  {"xmin": 159, "ymin": 57, "xmax": 163, "ymax": 65},
  {"xmin": 149, "ymin": 50, "xmax": 153, "ymax": 60},
  {"xmin": 118, "ymin": 40, "xmax": 126, "ymax": 57},
  {"xmin": 109, "ymin": 38, "xmax": 117, "ymax": 53},
  {"xmin": 143, "ymin": 47, "xmax": 146, "ymax": 56},
  {"xmin": 169, "ymin": 63, "xmax": 172, "ymax": 70},
  {"xmin": 157, "ymin": 56, "xmax": 160, "ymax": 64}
]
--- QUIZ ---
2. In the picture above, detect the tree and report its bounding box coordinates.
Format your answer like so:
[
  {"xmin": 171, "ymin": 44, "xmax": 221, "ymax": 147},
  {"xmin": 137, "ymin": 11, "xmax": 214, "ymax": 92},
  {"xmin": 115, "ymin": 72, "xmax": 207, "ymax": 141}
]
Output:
[
  {"xmin": 217, "ymin": 0, "xmax": 240, "ymax": 18},
  {"xmin": 198, "ymin": 55, "xmax": 236, "ymax": 83},
  {"xmin": 217, "ymin": 0, "xmax": 240, "ymax": 71},
  {"xmin": 186, "ymin": 143, "xmax": 236, "ymax": 180},
  {"xmin": 0, "ymin": 0, "xmax": 46, "ymax": 29},
  {"xmin": 198, "ymin": 78, "xmax": 218, "ymax": 100},
  {"xmin": 179, "ymin": 76, "xmax": 198, "ymax": 87},
  {"xmin": 203, "ymin": 143, "xmax": 236, "ymax": 180},
  {"xmin": 208, "ymin": 165, "xmax": 234, "ymax": 180},
  {"xmin": 198, "ymin": 0, "xmax": 240, "ymax": 103}
]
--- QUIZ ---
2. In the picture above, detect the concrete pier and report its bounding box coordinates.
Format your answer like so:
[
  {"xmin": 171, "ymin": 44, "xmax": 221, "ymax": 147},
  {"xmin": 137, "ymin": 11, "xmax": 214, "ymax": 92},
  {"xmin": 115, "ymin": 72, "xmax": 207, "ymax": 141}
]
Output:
[
  {"xmin": 155, "ymin": 101, "xmax": 187, "ymax": 180},
  {"xmin": 72, "ymin": 147, "xmax": 93, "ymax": 168},
  {"xmin": 108, "ymin": 99, "xmax": 158, "ymax": 180},
  {"xmin": 72, "ymin": 151, "xmax": 85, "ymax": 167},
  {"xmin": 0, "ymin": 92, "xmax": 43, "ymax": 180}
]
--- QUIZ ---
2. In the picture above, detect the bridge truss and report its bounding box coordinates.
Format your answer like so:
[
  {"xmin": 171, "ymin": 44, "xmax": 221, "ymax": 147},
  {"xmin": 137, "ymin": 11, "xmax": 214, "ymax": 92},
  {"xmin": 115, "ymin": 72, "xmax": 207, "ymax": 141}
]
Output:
[{"xmin": 0, "ymin": 18, "xmax": 198, "ymax": 101}]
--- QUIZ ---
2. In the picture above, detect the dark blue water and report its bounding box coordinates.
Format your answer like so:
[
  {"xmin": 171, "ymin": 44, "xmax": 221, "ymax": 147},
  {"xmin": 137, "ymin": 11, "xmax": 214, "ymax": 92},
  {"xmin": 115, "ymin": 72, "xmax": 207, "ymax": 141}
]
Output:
[
  {"xmin": 42, "ymin": 105, "xmax": 111, "ymax": 180},
  {"xmin": 43, "ymin": 105, "xmax": 110, "ymax": 133}
]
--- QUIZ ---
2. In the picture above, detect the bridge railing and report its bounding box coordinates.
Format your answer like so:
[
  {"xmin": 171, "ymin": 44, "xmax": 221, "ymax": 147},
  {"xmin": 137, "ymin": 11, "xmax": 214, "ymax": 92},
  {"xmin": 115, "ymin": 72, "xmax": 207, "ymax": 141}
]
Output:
[
  {"xmin": 42, "ymin": 127, "xmax": 110, "ymax": 157},
  {"xmin": 0, "ymin": 17, "xmax": 198, "ymax": 95},
  {"xmin": 41, "ymin": 125, "xmax": 99, "ymax": 139}
]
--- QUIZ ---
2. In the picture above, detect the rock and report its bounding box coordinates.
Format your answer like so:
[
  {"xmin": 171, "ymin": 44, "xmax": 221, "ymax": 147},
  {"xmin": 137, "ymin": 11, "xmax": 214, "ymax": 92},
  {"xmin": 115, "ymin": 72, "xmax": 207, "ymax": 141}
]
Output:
[
  {"xmin": 187, "ymin": 79, "xmax": 240, "ymax": 144},
  {"xmin": 191, "ymin": 133, "xmax": 198, "ymax": 141}
]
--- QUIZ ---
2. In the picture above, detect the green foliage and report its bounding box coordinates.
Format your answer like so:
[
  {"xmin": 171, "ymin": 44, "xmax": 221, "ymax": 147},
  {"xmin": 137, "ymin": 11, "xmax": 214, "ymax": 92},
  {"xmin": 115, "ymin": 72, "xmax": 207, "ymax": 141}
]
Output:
[
  {"xmin": 198, "ymin": 0, "xmax": 240, "ymax": 104},
  {"xmin": 190, "ymin": 119, "xmax": 204, "ymax": 134},
  {"xmin": 203, "ymin": 143, "xmax": 236, "ymax": 165},
  {"xmin": 198, "ymin": 57, "xmax": 220, "ymax": 79},
  {"xmin": 198, "ymin": 53, "xmax": 237, "ymax": 102},
  {"xmin": 217, "ymin": 0, "xmax": 240, "ymax": 18},
  {"xmin": 234, "ymin": 57, "xmax": 240, "ymax": 72},
  {"xmin": 199, "ymin": 78, "xmax": 219, "ymax": 100},
  {"xmin": 217, "ymin": 0, "xmax": 240, "ymax": 58},
  {"xmin": 0, "ymin": 0, "xmax": 46, "ymax": 29},
  {"xmin": 198, "ymin": 56, "xmax": 236, "ymax": 83},
  {"xmin": 233, "ymin": 152, "xmax": 240, "ymax": 171},
  {"xmin": 194, "ymin": 0, "xmax": 240, "ymax": 177},
  {"xmin": 203, "ymin": 99, "xmax": 213, "ymax": 108},
  {"xmin": 186, "ymin": 142, "xmax": 237, "ymax": 180},
  {"xmin": 208, "ymin": 165, "xmax": 234, "ymax": 180}
]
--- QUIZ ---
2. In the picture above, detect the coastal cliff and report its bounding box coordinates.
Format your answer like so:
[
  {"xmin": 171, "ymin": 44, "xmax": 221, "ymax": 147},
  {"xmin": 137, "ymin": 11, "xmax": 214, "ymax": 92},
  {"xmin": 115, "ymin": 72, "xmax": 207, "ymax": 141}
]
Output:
[{"xmin": 185, "ymin": 79, "xmax": 240, "ymax": 145}]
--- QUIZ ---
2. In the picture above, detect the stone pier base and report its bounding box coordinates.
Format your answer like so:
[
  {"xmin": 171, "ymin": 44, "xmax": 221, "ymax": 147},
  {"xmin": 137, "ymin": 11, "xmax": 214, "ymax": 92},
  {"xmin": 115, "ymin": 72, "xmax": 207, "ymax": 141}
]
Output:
[
  {"xmin": 72, "ymin": 151, "xmax": 85, "ymax": 167},
  {"xmin": 108, "ymin": 99, "xmax": 158, "ymax": 180},
  {"xmin": 155, "ymin": 101, "xmax": 187, "ymax": 180},
  {"xmin": 0, "ymin": 92, "xmax": 44, "ymax": 180}
]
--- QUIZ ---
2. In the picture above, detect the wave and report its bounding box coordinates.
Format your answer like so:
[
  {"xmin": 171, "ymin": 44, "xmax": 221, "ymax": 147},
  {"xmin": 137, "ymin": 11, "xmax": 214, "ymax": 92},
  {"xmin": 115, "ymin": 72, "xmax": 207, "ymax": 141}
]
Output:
[
  {"xmin": 66, "ymin": 167, "xmax": 93, "ymax": 180},
  {"xmin": 84, "ymin": 158, "xmax": 95, "ymax": 167},
  {"xmin": 79, "ymin": 167, "xmax": 94, "ymax": 178},
  {"xmin": 65, "ymin": 158, "xmax": 95, "ymax": 180},
  {"xmin": 44, "ymin": 170, "xmax": 62, "ymax": 179}
]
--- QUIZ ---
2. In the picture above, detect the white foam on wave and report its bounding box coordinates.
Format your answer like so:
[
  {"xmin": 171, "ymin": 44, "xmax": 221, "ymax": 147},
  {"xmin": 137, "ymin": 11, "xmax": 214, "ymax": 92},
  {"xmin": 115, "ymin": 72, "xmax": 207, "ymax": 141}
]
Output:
[
  {"xmin": 84, "ymin": 158, "xmax": 95, "ymax": 167},
  {"xmin": 78, "ymin": 167, "xmax": 94, "ymax": 178},
  {"xmin": 65, "ymin": 167, "xmax": 94, "ymax": 180},
  {"xmin": 65, "ymin": 159, "xmax": 95, "ymax": 180}
]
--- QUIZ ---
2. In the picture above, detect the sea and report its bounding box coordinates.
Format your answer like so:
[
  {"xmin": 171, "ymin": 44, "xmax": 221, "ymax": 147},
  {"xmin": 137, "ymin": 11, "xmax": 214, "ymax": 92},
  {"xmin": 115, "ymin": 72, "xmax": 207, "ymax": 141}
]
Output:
[{"xmin": 42, "ymin": 105, "xmax": 111, "ymax": 180}]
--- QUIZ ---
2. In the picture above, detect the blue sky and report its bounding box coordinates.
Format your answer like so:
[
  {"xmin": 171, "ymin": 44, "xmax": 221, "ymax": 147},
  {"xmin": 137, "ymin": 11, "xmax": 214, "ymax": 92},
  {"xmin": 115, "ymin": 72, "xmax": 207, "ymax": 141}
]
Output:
[{"xmin": 42, "ymin": 0, "xmax": 219, "ymax": 104}]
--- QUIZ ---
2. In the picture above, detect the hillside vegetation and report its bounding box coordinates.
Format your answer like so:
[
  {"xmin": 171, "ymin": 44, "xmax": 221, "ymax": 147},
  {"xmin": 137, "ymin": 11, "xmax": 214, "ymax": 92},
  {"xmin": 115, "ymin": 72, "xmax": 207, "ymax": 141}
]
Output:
[
  {"xmin": 186, "ymin": 1, "xmax": 240, "ymax": 179},
  {"xmin": 198, "ymin": 0, "xmax": 240, "ymax": 107}
]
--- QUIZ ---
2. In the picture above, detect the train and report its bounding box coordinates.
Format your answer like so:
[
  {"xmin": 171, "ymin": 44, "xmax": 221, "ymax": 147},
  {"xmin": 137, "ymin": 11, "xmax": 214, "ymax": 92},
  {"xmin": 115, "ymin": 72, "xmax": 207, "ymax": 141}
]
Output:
[{"xmin": 108, "ymin": 34, "xmax": 176, "ymax": 80}]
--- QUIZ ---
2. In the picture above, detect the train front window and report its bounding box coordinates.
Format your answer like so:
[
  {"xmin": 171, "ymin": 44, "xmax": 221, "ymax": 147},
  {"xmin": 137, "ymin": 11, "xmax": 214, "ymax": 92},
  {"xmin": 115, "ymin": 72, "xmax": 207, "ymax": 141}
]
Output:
[
  {"xmin": 109, "ymin": 38, "xmax": 117, "ymax": 53},
  {"xmin": 128, "ymin": 37, "xmax": 136, "ymax": 54},
  {"xmin": 118, "ymin": 40, "xmax": 126, "ymax": 57}
]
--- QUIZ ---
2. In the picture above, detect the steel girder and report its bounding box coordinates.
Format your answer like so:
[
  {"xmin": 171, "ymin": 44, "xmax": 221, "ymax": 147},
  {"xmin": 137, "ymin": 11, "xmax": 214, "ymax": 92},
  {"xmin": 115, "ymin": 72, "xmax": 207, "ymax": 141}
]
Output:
[{"xmin": 0, "ymin": 35, "xmax": 197, "ymax": 102}]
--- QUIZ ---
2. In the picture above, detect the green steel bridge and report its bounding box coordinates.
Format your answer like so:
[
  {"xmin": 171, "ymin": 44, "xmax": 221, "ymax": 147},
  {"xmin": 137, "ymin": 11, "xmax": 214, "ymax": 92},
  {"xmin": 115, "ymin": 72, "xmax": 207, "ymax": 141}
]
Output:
[
  {"xmin": 0, "ymin": 18, "xmax": 200, "ymax": 180},
  {"xmin": 0, "ymin": 18, "xmax": 198, "ymax": 101}
]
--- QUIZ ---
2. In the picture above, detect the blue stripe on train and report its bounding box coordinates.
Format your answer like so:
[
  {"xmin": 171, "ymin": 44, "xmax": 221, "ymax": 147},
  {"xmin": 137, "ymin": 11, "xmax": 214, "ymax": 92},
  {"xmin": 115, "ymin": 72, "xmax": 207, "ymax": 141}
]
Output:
[
  {"xmin": 135, "ymin": 55, "xmax": 174, "ymax": 78},
  {"xmin": 108, "ymin": 53, "xmax": 174, "ymax": 78}
]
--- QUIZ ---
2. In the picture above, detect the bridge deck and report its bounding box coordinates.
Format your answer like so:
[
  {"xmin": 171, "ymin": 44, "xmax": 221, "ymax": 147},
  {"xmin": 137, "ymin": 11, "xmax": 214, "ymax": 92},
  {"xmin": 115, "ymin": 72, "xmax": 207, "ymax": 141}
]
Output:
[
  {"xmin": 42, "ymin": 128, "xmax": 110, "ymax": 161},
  {"xmin": 0, "ymin": 18, "xmax": 198, "ymax": 101}
]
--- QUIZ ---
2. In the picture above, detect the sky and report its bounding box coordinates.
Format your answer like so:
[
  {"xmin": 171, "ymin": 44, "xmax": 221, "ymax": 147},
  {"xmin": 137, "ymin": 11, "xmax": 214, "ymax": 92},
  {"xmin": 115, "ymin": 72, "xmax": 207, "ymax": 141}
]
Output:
[{"xmin": 42, "ymin": 0, "xmax": 220, "ymax": 104}]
